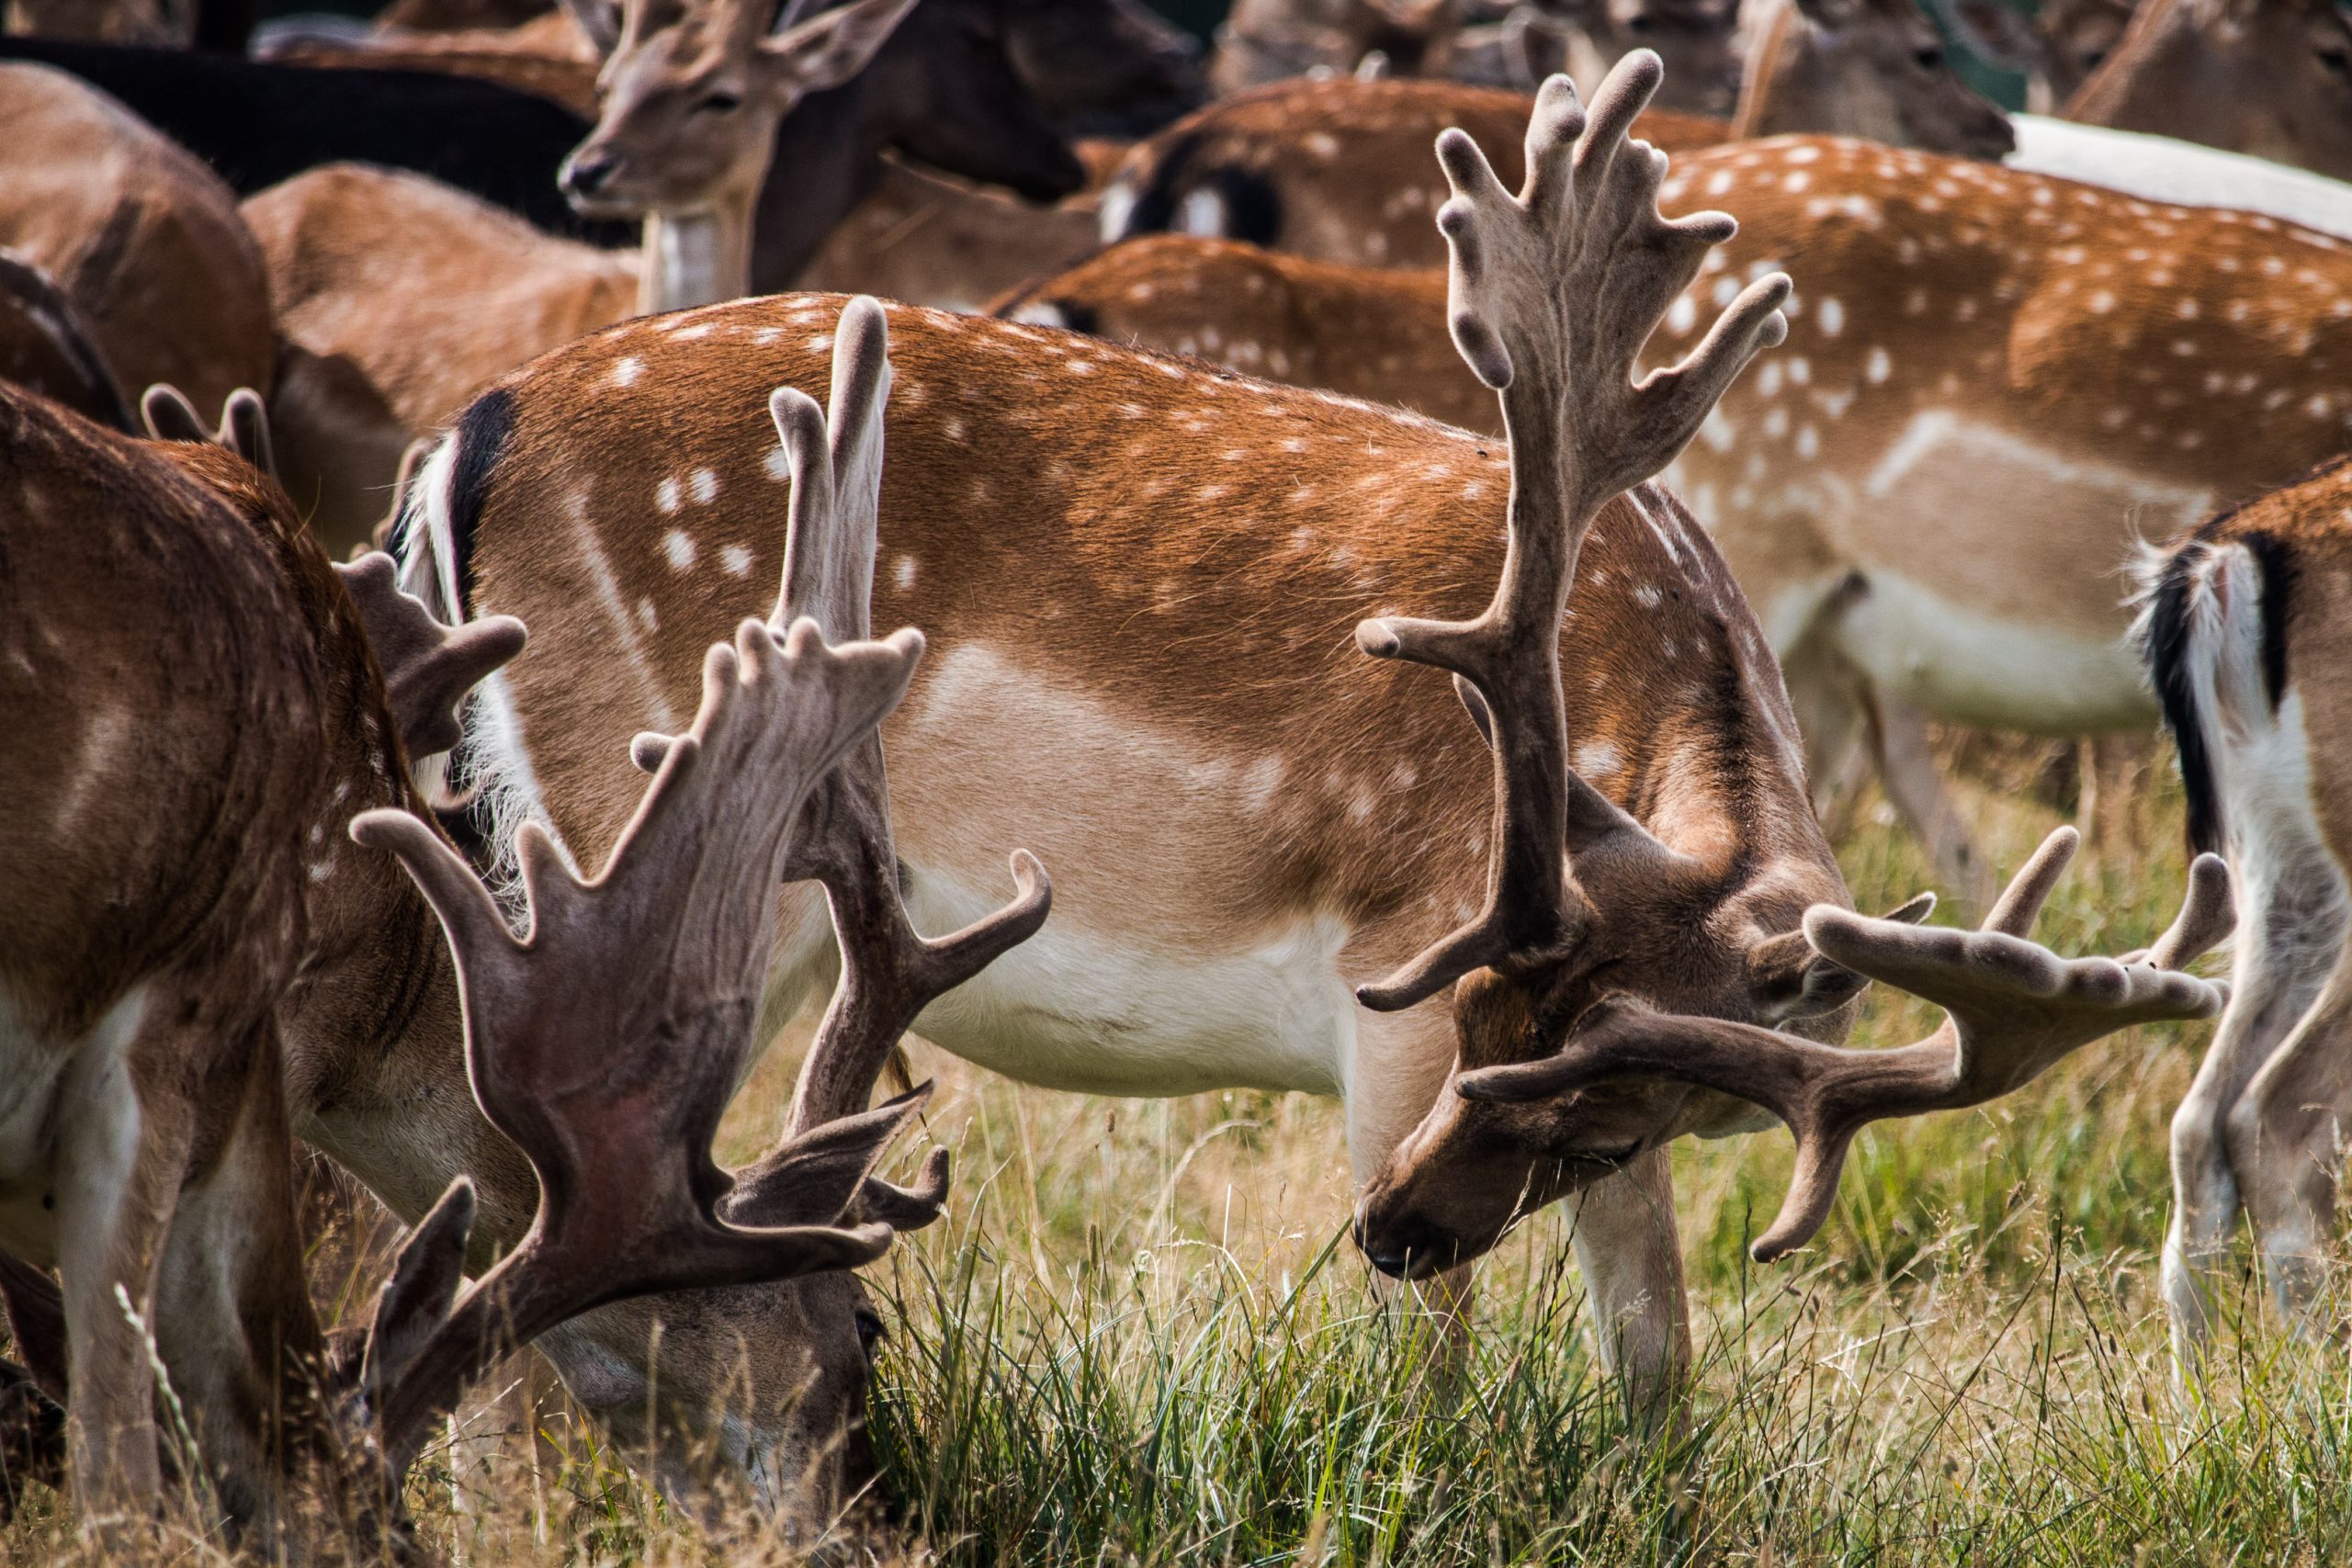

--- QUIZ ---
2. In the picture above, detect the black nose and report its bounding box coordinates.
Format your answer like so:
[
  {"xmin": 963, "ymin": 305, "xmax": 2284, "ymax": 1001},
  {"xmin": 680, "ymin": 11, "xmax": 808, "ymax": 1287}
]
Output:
[{"xmin": 563, "ymin": 149, "xmax": 619, "ymax": 197}]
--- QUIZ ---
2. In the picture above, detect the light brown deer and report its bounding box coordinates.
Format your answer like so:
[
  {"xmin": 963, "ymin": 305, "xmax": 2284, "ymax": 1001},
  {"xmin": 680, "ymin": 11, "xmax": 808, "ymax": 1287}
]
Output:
[
  {"xmin": 0, "ymin": 62, "xmax": 276, "ymax": 418},
  {"xmin": 2141, "ymin": 464, "xmax": 2352, "ymax": 1369},
  {"xmin": 1102, "ymin": 11, "xmax": 2010, "ymax": 269},
  {"xmin": 390, "ymin": 54, "xmax": 2222, "ymax": 1412},
  {"xmin": 1, "ymin": 305, "xmax": 1046, "ymax": 1540},
  {"xmin": 1012, "ymin": 135, "xmax": 2352, "ymax": 891},
  {"xmin": 2065, "ymin": 0, "xmax": 2352, "ymax": 182}
]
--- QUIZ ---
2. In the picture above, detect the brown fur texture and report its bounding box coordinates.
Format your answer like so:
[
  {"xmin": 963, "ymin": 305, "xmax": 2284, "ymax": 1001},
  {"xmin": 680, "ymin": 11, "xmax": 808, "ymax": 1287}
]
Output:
[
  {"xmin": 1016, "ymin": 134, "xmax": 2352, "ymax": 887},
  {"xmin": 0, "ymin": 253, "xmax": 132, "ymax": 431},
  {"xmin": 1102, "ymin": 77, "xmax": 1725, "ymax": 269},
  {"xmin": 2065, "ymin": 0, "xmax": 2352, "ymax": 182},
  {"xmin": 0, "ymin": 64, "xmax": 277, "ymax": 416}
]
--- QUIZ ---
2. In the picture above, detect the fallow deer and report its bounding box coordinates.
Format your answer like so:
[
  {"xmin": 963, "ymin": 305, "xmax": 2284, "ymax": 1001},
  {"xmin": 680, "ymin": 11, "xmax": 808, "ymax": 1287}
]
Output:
[
  {"xmin": 1728, "ymin": 0, "xmax": 2011, "ymax": 158},
  {"xmin": 1012, "ymin": 135, "xmax": 2352, "ymax": 891},
  {"xmin": 383, "ymin": 51, "xmax": 2215, "ymax": 1414},
  {"xmin": 1953, "ymin": 0, "xmax": 2134, "ymax": 112},
  {"xmin": 3, "ymin": 304, "xmax": 1044, "ymax": 1538},
  {"xmin": 2142, "ymin": 461, "xmax": 2352, "ymax": 1369},
  {"xmin": 1549, "ymin": 0, "xmax": 1743, "ymax": 113},
  {"xmin": 1102, "ymin": 6, "xmax": 2011, "ymax": 270},
  {"xmin": 0, "ymin": 62, "xmax": 276, "ymax": 419},
  {"xmin": 2065, "ymin": 0, "xmax": 2352, "ymax": 183},
  {"xmin": 1209, "ymin": 0, "xmax": 1470, "ymax": 94}
]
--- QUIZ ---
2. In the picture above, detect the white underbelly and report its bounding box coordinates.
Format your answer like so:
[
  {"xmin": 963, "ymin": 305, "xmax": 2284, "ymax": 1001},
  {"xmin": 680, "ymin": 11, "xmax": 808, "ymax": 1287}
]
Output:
[
  {"xmin": 889, "ymin": 869, "xmax": 1355, "ymax": 1098},
  {"xmin": 1830, "ymin": 570, "xmax": 2158, "ymax": 732}
]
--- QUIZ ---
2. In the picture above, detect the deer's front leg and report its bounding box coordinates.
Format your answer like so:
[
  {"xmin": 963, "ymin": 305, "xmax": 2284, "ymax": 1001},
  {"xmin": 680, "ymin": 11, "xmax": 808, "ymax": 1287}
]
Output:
[
  {"xmin": 1566, "ymin": 1147, "xmax": 1689, "ymax": 1431},
  {"xmin": 49, "ymin": 994, "xmax": 195, "ymax": 1525},
  {"xmin": 1345, "ymin": 1001, "xmax": 1476, "ymax": 1343}
]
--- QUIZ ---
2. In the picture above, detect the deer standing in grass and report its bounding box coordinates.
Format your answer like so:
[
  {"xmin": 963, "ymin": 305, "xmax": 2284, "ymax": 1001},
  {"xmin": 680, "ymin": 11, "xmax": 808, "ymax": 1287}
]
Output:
[
  {"xmin": 2, "ymin": 306, "xmax": 1045, "ymax": 1540},
  {"xmin": 1014, "ymin": 133, "xmax": 2352, "ymax": 891},
  {"xmin": 395, "ymin": 53, "xmax": 2222, "ymax": 1414},
  {"xmin": 2143, "ymin": 463, "xmax": 2352, "ymax": 1368},
  {"xmin": 1101, "ymin": 5, "xmax": 2009, "ymax": 270}
]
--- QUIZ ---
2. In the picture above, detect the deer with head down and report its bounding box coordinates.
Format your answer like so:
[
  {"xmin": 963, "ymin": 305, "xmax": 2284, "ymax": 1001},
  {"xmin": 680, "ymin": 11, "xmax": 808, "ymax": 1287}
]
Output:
[
  {"xmin": 392, "ymin": 52, "xmax": 2224, "ymax": 1416},
  {"xmin": 2142, "ymin": 461, "xmax": 2352, "ymax": 1371},
  {"xmin": 1102, "ymin": 1, "xmax": 2011, "ymax": 270},
  {"xmin": 2, "ymin": 304, "xmax": 1046, "ymax": 1542}
]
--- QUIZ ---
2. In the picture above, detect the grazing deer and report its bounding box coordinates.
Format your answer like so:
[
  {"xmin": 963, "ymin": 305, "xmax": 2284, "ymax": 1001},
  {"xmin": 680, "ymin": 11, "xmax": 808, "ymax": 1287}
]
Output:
[
  {"xmin": 0, "ymin": 62, "xmax": 276, "ymax": 419},
  {"xmin": 2065, "ymin": 0, "xmax": 2352, "ymax": 183},
  {"xmin": 2142, "ymin": 463, "xmax": 2352, "ymax": 1368},
  {"xmin": 1015, "ymin": 136, "xmax": 2352, "ymax": 890},
  {"xmin": 382, "ymin": 53, "xmax": 2178, "ymax": 1414},
  {"xmin": 1103, "ymin": 7, "xmax": 2011, "ymax": 270},
  {"xmin": 2, "ymin": 307, "xmax": 1042, "ymax": 1539}
]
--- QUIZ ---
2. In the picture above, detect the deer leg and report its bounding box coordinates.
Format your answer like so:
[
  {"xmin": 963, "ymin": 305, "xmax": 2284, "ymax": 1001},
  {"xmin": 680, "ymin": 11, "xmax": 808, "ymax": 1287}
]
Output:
[
  {"xmin": 1775, "ymin": 615, "xmax": 1871, "ymax": 834},
  {"xmin": 48, "ymin": 990, "xmax": 196, "ymax": 1527},
  {"xmin": 149, "ymin": 1022, "xmax": 324, "ymax": 1542},
  {"xmin": 1565, "ymin": 1148, "xmax": 1690, "ymax": 1434},
  {"xmin": 1345, "ymin": 1002, "xmax": 1476, "ymax": 1348},
  {"xmin": 2227, "ymin": 953, "xmax": 2352, "ymax": 1337},
  {"xmin": 1860, "ymin": 682, "xmax": 1989, "ymax": 908}
]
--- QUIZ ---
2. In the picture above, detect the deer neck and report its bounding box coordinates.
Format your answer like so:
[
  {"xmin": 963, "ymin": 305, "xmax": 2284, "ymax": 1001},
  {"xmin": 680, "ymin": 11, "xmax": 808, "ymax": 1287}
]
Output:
[
  {"xmin": 285, "ymin": 820, "xmax": 541, "ymax": 1267},
  {"xmin": 639, "ymin": 198, "xmax": 756, "ymax": 315}
]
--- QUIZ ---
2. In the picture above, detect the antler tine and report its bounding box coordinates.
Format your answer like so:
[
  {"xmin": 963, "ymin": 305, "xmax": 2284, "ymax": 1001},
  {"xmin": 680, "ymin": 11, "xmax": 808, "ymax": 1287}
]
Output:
[
  {"xmin": 646, "ymin": 299, "xmax": 1051, "ymax": 1164},
  {"xmin": 140, "ymin": 384, "xmax": 277, "ymax": 481},
  {"xmin": 333, "ymin": 553, "xmax": 528, "ymax": 761},
  {"xmin": 345, "ymin": 598, "xmax": 924, "ymax": 1473},
  {"xmin": 1353, "ymin": 51, "xmax": 1789, "ymax": 1013},
  {"xmin": 1460, "ymin": 832, "xmax": 2233, "ymax": 1261}
]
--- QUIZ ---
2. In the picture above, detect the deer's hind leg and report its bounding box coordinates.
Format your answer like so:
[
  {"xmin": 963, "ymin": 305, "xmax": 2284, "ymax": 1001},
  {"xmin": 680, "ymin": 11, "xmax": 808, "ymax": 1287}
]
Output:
[{"xmin": 2226, "ymin": 950, "xmax": 2352, "ymax": 1335}]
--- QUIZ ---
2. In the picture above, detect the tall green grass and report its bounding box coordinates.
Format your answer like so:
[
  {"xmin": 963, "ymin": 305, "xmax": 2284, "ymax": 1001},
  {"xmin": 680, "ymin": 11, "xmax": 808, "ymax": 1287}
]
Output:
[{"xmin": 11, "ymin": 748, "xmax": 2346, "ymax": 1566}]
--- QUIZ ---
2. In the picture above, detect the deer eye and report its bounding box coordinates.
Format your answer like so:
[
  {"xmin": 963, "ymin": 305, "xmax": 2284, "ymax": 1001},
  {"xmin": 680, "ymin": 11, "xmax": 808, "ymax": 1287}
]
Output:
[
  {"xmin": 2321, "ymin": 41, "xmax": 2350, "ymax": 73},
  {"xmin": 1913, "ymin": 42, "xmax": 1944, "ymax": 70},
  {"xmin": 701, "ymin": 89, "xmax": 743, "ymax": 112},
  {"xmin": 1624, "ymin": 12, "xmax": 1653, "ymax": 32},
  {"xmin": 854, "ymin": 1307, "xmax": 887, "ymax": 1357}
]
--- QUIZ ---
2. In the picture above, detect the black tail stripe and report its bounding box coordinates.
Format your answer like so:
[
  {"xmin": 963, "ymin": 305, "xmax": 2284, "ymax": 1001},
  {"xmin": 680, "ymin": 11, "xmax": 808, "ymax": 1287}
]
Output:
[{"xmin": 2146, "ymin": 542, "xmax": 2224, "ymax": 857}]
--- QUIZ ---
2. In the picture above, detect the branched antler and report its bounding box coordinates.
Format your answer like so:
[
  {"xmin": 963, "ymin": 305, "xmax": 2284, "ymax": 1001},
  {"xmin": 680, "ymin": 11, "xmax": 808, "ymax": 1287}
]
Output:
[
  {"xmin": 332, "ymin": 553, "xmax": 528, "ymax": 761},
  {"xmin": 1352, "ymin": 51, "xmax": 1789, "ymax": 1011},
  {"xmin": 347, "ymin": 596, "xmax": 922, "ymax": 1474},
  {"xmin": 635, "ymin": 299, "xmax": 1051, "ymax": 1224},
  {"xmin": 1460, "ymin": 829, "xmax": 2233, "ymax": 1260}
]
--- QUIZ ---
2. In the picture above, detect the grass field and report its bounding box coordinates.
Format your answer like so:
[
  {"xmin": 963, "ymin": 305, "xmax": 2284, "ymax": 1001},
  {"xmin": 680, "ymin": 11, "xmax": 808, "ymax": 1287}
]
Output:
[{"xmin": 9, "ymin": 745, "xmax": 2347, "ymax": 1566}]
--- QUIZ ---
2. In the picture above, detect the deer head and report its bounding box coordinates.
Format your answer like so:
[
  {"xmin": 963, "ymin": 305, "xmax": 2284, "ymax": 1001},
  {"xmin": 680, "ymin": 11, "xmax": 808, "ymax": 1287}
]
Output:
[
  {"xmin": 1347, "ymin": 53, "xmax": 2226, "ymax": 1279},
  {"xmin": 559, "ymin": 0, "xmax": 921, "ymax": 225},
  {"xmin": 1947, "ymin": 0, "xmax": 2133, "ymax": 108},
  {"xmin": 2066, "ymin": 0, "xmax": 2352, "ymax": 183},
  {"xmin": 1734, "ymin": 0, "xmax": 2015, "ymax": 160},
  {"xmin": 1549, "ymin": 0, "xmax": 1744, "ymax": 115}
]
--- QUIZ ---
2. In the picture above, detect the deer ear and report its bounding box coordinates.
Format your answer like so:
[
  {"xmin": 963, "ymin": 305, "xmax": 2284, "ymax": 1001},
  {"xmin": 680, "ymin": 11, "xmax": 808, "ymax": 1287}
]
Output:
[
  {"xmin": 560, "ymin": 0, "xmax": 622, "ymax": 56},
  {"xmin": 758, "ymin": 0, "xmax": 920, "ymax": 92},
  {"xmin": 139, "ymin": 384, "xmax": 209, "ymax": 445},
  {"xmin": 723, "ymin": 1085, "xmax": 939, "ymax": 1230},
  {"xmin": 1746, "ymin": 890, "xmax": 1934, "ymax": 1021},
  {"xmin": 359, "ymin": 1180, "xmax": 477, "ymax": 1405}
]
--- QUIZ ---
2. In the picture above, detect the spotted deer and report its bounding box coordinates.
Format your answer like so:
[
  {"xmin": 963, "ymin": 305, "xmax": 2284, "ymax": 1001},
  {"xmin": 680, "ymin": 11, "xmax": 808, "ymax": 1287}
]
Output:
[
  {"xmin": 384, "ymin": 52, "xmax": 2211, "ymax": 1414},
  {"xmin": 2, "ymin": 309, "xmax": 1045, "ymax": 1540},
  {"xmin": 1102, "ymin": 4, "xmax": 2010, "ymax": 268},
  {"xmin": 2142, "ymin": 463, "xmax": 2352, "ymax": 1369},
  {"xmin": 2064, "ymin": 0, "xmax": 2352, "ymax": 182},
  {"xmin": 1013, "ymin": 135, "xmax": 2352, "ymax": 891}
]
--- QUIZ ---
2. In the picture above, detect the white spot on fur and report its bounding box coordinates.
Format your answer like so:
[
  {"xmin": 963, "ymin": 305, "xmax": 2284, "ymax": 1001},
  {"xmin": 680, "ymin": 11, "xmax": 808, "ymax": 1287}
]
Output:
[{"xmin": 662, "ymin": 530, "xmax": 696, "ymax": 571}]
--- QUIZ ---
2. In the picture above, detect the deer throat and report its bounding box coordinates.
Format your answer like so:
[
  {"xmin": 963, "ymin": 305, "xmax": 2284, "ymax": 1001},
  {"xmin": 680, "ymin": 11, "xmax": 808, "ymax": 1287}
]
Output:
[{"xmin": 639, "ymin": 208, "xmax": 752, "ymax": 316}]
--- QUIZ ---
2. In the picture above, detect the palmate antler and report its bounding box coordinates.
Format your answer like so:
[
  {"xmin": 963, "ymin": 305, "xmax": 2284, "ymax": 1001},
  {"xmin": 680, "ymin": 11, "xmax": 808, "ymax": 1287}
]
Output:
[
  {"xmin": 1351, "ymin": 51, "xmax": 1791, "ymax": 1011},
  {"xmin": 633, "ymin": 298, "xmax": 1051, "ymax": 1212},
  {"xmin": 1462, "ymin": 829, "xmax": 2234, "ymax": 1260}
]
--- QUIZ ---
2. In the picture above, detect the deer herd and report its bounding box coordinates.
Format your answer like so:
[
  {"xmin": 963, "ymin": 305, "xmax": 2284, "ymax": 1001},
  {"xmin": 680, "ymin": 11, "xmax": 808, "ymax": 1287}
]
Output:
[{"xmin": 3, "ymin": 0, "xmax": 2352, "ymax": 1554}]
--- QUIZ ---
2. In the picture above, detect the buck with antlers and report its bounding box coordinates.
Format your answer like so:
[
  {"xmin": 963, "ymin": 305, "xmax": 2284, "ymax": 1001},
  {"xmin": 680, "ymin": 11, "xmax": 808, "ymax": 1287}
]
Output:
[
  {"xmin": 1101, "ymin": 3, "xmax": 2009, "ymax": 270},
  {"xmin": 1014, "ymin": 131, "xmax": 2352, "ymax": 889},
  {"xmin": 395, "ymin": 53, "xmax": 2222, "ymax": 1412},
  {"xmin": 3, "ymin": 304, "xmax": 1044, "ymax": 1541},
  {"xmin": 2142, "ymin": 461, "xmax": 2352, "ymax": 1367}
]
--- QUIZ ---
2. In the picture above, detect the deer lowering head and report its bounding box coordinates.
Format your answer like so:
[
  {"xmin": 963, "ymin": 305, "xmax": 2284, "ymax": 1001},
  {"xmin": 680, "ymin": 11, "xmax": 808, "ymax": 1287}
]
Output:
[
  {"xmin": 336, "ymin": 301, "xmax": 1046, "ymax": 1535},
  {"xmin": 558, "ymin": 0, "xmax": 920, "ymax": 310},
  {"xmin": 1349, "ymin": 52, "xmax": 2228, "ymax": 1277}
]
